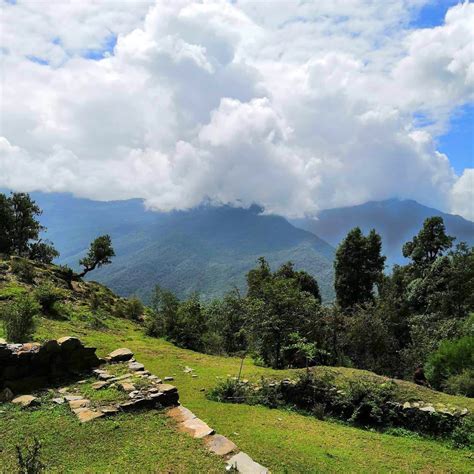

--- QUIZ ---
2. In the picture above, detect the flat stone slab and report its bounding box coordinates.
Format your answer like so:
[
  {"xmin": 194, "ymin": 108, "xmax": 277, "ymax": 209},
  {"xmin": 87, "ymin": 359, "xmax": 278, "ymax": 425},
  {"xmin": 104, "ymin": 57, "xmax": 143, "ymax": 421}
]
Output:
[
  {"xmin": 108, "ymin": 348, "xmax": 134, "ymax": 362},
  {"xmin": 168, "ymin": 405, "xmax": 196, "ymax": 423},
  {"xmin": 205, "ymin": 434, "xmax": 237, "ymax": 456},
  {"xmin": 52, "ymin": 397, "xmax": 65, "ymax": 405},
  {"xmin": 128, "ymin": 361, "xmax": 145, "ymax": 372},
  {"xmin": 100, "ymin": 406, "xmax": 120, "ymax": 416},
  {"xmin": 118, "ymin": 382, "xmax": 136, "ymax": 392},
  {"xmin": 92, "ymin": 381, "xmax": 109, "ymax": 390},
  {"xmin": 180, "ymin": 418, "xmax": 214, "ymax": 439},
  {"xmin": 74, "ymin": 408, "xmax": 104, "ymax": 423},
  {"xmin": 69, "ymin": 399, "xmax": 90, "ymax": 410},
  {"xmin": 227, "ymin": 452, "xmax": 268, "ymax": 474},
  {"xmin": 64, "ymin": 395, "xmax": 83, "ymax": 401},
  {"xmin": 156, "ymin": 383, "xmax": 177, "ymax": 393},
  {"xmin": 12, "ymin": 395, "xmax": 39, "ymax": 408}
]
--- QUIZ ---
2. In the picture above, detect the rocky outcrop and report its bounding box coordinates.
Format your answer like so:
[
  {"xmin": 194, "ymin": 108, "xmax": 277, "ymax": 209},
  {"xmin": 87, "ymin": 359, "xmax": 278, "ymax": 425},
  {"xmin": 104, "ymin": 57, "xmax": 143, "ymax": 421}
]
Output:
[{"xmin": 0, "ymin": 337, "xmax": 100, "ymax": 394}]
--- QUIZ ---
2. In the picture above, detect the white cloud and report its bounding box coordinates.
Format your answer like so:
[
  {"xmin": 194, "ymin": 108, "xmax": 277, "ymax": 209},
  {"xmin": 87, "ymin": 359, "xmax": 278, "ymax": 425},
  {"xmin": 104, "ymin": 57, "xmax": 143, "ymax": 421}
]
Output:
[
  {"xmin": 450, "ymin": 169, "xmax": 474, "ymax": 221},
  {"xmin": 0, "ymin": 0, "xmax": 473, "ymax": 219}
]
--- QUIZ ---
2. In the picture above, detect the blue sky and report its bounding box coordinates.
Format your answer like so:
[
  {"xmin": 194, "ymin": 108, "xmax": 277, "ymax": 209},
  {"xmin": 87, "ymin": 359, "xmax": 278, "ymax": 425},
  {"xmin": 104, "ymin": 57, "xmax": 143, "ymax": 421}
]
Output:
[{"xmin": 413, "ymin": 1, "xmax": 473, "ymax": 176}]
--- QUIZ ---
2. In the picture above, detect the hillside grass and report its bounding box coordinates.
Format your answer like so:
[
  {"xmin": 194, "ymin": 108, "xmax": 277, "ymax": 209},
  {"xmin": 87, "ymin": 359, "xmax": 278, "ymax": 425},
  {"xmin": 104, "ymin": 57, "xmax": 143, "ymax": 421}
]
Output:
[
  {"xmin": 2, "ymin": 314, "xmax": 472, "ymax": 473},
  {"xmin": 1, "ymin": 262, "xmax": 473, "ymax": 473}
]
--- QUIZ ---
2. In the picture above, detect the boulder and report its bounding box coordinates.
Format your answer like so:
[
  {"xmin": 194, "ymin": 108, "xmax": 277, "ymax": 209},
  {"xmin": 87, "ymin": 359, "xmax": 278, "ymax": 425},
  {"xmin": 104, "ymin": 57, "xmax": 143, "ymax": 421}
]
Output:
[
  {"xmin": 12, "ymin": 395, "xmax": 39, "ymax": 408},
  {"xmin": 74, "ymin": 408, "xmax": 104, "ymax": 423},
  {"xmin": 0, "ymin": 387, "xmax": 14, "ymax": 403},
  {"xmin": 128, "ymin": 361, "xmax": 145, "ymax": 372},
  {"xmin": 108, "ymin": 348, "xmax": 134, "ymax": 362},
  {"xmin": 57, "ymin": 337, "xmax": 83, "ymax": 352}
]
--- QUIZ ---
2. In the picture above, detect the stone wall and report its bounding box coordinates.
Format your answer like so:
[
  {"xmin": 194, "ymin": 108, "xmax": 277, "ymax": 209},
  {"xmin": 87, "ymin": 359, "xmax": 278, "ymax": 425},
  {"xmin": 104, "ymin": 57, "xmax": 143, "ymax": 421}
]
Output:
[{"xmin": 0, "ymin": 337, "xmax": 100, "ymax": 395}]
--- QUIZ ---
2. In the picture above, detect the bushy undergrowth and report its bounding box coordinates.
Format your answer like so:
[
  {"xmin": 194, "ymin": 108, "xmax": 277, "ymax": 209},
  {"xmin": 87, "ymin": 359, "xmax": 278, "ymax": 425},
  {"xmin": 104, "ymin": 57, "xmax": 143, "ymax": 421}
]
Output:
[
  {"xmin": 208, "ymin": 372, "xmax": 470, "ymax": 443},
  {"xmin": 11, "ymin": 259, "xmax": 36, "ymax": 284},
  {"xmin": 0, "ymin": 294, "xmax": 39, "ymax": 342}
]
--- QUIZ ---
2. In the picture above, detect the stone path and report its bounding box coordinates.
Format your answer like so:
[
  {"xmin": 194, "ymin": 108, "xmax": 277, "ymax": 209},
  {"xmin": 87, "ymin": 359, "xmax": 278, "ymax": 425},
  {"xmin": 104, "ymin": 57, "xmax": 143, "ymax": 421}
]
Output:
[{"xmin": 167, "ymin": 404, "xmax": 269, "ymax": 473}]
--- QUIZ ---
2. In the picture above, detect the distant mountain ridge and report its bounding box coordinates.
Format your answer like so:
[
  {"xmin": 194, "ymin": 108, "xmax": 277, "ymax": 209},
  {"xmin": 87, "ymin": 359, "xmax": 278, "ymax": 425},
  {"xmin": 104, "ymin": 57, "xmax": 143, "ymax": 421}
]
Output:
[
  {"xmin": 291, "ymin": 199, "xmax": 474, "ymax": 268},
  {"xmin": 30, "ymin": 193, "xmax": 336, "ymax": 302}
]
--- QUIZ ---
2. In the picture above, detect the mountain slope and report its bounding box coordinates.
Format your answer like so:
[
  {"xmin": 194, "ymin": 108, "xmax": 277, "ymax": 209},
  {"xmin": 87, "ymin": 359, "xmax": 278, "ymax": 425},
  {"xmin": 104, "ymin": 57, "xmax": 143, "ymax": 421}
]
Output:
[
  {"xmin": 32, "ymin": 193, "xmax": 335, "ymax": 301},
  {"xmin": 292, "ymin": 199, "xmax": 474, "ymax": 268}
]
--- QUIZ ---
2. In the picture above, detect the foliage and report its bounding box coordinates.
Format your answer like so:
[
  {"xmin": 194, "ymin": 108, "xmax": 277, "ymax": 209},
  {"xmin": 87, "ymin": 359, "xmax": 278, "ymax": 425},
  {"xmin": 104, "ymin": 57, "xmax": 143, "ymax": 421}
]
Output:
[
  {"xmin": 11, "ymin": 259, "xmax": 36, "ymax": 283},
  {"xmin": 79, "ymin": 235, "xmax": 115, "ymax": 277},
  {"xmin": 450, "ymin": 417, "xmax": 474, "ymax": 449},
  {"xmin": 425, "ymin": 336, "xmax": 474, "ymax": 393},
  {"xmin": 124, "ymin": 296, "xmax": 144, "ymax": 321},
  {"xmin": 146, "ymin": 285, "xmax": 179, "ymax": 337},
  {"xmin": 0, "ymin": 192, "xmax": 58, "ymax": 262},
  {"xmin": 334, "ymin": 228, "xmax": 385, "ymax": 310},
  {"xmin": 403, "ymin": 216, "xmax": 455, "ymax": 268},
  {"xmin": 1, "ymin": 294, "xmax": 40, "ymax": 342},
  {"xmin": 444, "ymin": 370, "xmax": 474, "ymax": 398},
  {"xmin": 16, "ymin": 438, "xmax": 45, "ymax": 474},
  {"xmin": 34, "ymin": 282, "xmax": 64, "ymax": 315}
]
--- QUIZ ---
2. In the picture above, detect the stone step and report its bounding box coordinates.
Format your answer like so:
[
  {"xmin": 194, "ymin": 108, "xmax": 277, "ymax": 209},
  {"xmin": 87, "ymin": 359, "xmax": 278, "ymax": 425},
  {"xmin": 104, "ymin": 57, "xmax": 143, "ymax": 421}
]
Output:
[{"xmin": 226, "ymin": 452, "xmax": 269, "ymax": 474}]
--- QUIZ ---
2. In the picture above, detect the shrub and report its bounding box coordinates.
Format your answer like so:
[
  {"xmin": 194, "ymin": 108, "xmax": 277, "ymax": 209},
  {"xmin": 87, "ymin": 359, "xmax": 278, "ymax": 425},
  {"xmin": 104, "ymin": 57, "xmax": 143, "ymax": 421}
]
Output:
[
  {"xmin": 450, "ymin": 417, "xmax": 474, "ymax": 449},
  {"xmin": 16, "ymin": 438, "xmax": 45, "ymax": 474},
  {"xmin": 145, "ymin": 311, "xmax": 165, "ymax": 337},
  {"xmin": 1, "ymin": 294, "xmax": 39, "ymax": 342},
  {"xmin": 11, "ymin": 259, "xmax": 35, "ymax": 283},
  {"xmin": 443, "ymin": 369, "xmax": 474, "ymax": 397},
  {"xmin": 34, "ymin": 282, "xmax": 63, "ymax": 315},
  {"xmin": 124, "ymin": 296, "xmax": 144, "ymax": 321},
  {"xmin": 207, "ymin": 378, "xmax": 251, "ymax": 404},
  {"xmin": 425, "ymin": 336, "xmax": 474, "ymax": 391}
]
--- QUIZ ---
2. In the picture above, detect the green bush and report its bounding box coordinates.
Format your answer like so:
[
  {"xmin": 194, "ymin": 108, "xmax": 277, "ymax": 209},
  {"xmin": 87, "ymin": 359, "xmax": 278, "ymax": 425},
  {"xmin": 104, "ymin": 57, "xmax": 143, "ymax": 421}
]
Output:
[
  {"xmin": 35, "ymin": 282, "xmax": 64, "ymax": 315},
  {"xmin": 124, "ymin": 296, "xmax": 144, "ymax": 320},
  {"xmin": 450, "ymin": 417, "xmax": 474, "ymax": 449},
  {"xmin": 16, "ymin": 438, "xmax": 45, "ymax": 474},
  {"xmin": 11, "ymin": 259, "xmax": 35, "ymax": 283},
  {"xmin": 1, "ymin": 294, "xmax": 40, "ymax": 342},
  {"xmin": 425, "ymin": 336, "xmax": 474, "ymax": 392},
  {"xmin": 444, "ymin": 369, "xmax": 474, "ymax": 397},
  {"xmin": 207, "ymin": 378, "xmax": 251, "ymax": 404}
]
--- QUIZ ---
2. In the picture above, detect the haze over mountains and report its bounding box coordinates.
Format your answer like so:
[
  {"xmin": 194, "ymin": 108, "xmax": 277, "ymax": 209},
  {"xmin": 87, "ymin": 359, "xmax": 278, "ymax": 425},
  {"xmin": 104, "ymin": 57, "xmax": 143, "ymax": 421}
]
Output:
[
  {"xmin": 292, "ymin": 199, "xmax": 474, "ymax": 268},
  {"xmin": 32, "ymin": 193, "xmax": 335, "ymax": 302},
  {"xmin": 29, "ymin": 193, "xmax": 473, "ymax": 302}
]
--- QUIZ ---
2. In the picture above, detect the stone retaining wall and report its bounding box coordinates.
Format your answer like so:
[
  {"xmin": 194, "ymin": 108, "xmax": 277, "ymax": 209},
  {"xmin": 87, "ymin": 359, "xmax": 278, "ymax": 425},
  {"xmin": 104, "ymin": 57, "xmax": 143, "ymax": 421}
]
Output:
[{"xmin": 0, "ymin": 337, "xmax": 100, "ymax": 395}]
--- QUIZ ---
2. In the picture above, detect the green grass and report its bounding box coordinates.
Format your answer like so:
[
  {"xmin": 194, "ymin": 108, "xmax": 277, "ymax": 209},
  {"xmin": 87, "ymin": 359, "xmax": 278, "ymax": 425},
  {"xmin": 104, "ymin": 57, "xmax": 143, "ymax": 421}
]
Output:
[{"xmin": 2, "ymin": 316, "xmax": 471, "ymax": 473}]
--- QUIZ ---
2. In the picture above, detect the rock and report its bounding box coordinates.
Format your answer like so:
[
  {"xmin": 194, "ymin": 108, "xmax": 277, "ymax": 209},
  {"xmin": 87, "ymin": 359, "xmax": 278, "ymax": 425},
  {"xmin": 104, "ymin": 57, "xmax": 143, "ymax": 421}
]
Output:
[
  {"xmin": 148, "ymin": 375, "xmax": 160, "ymax": 381},
  {"xmin": 180, "ymin": 418, "xmax": 214, "ymax": 439},
  {"xmin": 402, "ymin": 402, "xmax": 411, "ymax": 409},
  {"xmin": 92, "ymin": 381, "xmax": 109, "ymax": 390},
  {"xmin": 100, "ymin": 406, "xmax": 119, "ymax": 416},
  {"xmin": 128, "ymin": 361, "xmax": 145, "ymax": 372},
  {"xmin": 164, "ymin": 376, "xmax": 174, "ymax": 381},
  {"xmin": 183, "ymin": 366, "xmax": 193, "ymax": 373},
  {"xmin": 12, "ymin": 395, "xmax": 39, "ymax": 408},
  {"xmin": 97, "ymin": 372, "xmax": 114, "ymax": 381},
  {"xmin": 420, "ymin": 405, "xmax": 436, "ymax": 413},
  {"xmin": 118, "ymin": 382, "xmax": 136, "ymax": 393},
  {"xmin": 52, "ymin": 398, "xmax": 65, "ymax": 405},
  {"xmin": 168, "ymin": 405, "xmax": 196, "ymax": 423},
  {"xmin": 74, "ymin": 408, "xmax": 104, "ymax": 423},
  {"xmin": 108, "ymin": 374, "xmax": 133, "ymax": 383},
  {"xmin": 58, "ymin": 387, "xmax": 70, "ymax": 394},
  {"xmin": 0, "ymin": 388, "xmax": 14, "ymax": 403},
  {"xmin": 205, "ymin": 434, "xmax": 237, "ymax": 456},
  {"xmin": 68, "ymin": 399, "xmax": 90, "ymax": 410},
  {"xmin": 64, "ymin": 395, "xmax": 83, "ymax": 401},
  {"xmin": 460, "ymin": 408, "xmax": 469, "ymax": 416},
  {"xmin": 0, "ymin": 338, "xmax": 6, "ymax": 345},
  {"xmin": 108, "ymin": 348, "xmax": 134, "ymax": 362},
  {"xmin": 227, "ymin": 452, "xmax": 268, "ymax": 474},
  {"xmin": 119, "ymin": 398, "xmax": 154, "ymax": 412},
  {"xmin": 57, "ymin": 336, "xmax": 83, "ymax": 352}
]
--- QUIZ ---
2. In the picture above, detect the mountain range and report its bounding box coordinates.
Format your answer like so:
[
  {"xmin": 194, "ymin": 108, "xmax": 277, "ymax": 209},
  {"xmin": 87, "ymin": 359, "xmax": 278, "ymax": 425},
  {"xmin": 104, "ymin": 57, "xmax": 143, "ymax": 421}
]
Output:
[
  {"xmin": 291, "ymin": 199, "xmax": 474, "ymax": 268},
  {"xmin": 20, "ymin": 193, "xmax": 474, "ymax": 303},
  {"xmin": 32, "ymin": 193, "xmax": 336, "ymax": 302}
]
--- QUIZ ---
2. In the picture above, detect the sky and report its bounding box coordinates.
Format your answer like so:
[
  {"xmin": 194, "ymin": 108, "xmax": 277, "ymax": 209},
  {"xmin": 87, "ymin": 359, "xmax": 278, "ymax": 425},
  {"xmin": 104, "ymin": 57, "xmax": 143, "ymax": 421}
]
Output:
[{"xmin": 0, "ymin": 0, "xmax": 473, "ymax": 220}]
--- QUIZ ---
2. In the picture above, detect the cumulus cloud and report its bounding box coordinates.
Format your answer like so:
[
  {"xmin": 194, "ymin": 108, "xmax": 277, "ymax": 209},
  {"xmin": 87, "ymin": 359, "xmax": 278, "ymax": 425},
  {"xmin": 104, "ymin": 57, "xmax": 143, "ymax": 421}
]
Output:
[{"xmin": 0, "ymin": 0, "xmax": 473, "ymax": 219}]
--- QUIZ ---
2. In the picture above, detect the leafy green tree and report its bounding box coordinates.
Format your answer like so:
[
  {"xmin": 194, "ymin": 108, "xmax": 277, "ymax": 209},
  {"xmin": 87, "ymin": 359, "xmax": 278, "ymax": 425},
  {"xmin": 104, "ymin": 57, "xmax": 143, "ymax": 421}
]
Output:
[
  {"xmin": 0, "ymin": 193, "xmax": 12, "ymax": 254},
  {"xmin": 8, "ymin": 193, "xmax": 44, "ymax": 256},
  {"xmin": 148, "ymin": 285, "xmax": 179, "ymax": 337},
  {"xmin": 28, "ymin": 239, "xmax": 59, "ymax": 264},
  {"xmin": 172, "ymin": 294, "xmax": 206, "ymax": 351},
  {"xmin": 334, "ymin": 228, "xmax": 385, "ymax": 310},
  {"xmin": 403, "ymin": 216, "xmax": 455, "ymax": 268},
  {"xmin": 79, "ymin": 235, "xmax": 115, "ymax": 277},
  {"xmin": 246, "ymin": 257, "xmax": 272, "ymax": 299},
  {"xmin": 275, "ymin": 262, "xmax": 321, "ymax": 303}
]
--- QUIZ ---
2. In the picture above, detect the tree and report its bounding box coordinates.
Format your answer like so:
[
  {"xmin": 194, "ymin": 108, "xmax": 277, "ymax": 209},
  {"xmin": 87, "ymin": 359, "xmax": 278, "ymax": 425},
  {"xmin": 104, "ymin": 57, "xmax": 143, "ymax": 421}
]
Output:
[
  {"xmin": 246, "ymin": 257, "xmax": 271, "ymax": 299},
  {"xmin": 9, "ymin": 193, "xmax": 44, "ymax": 256},
  {"xmin": 0, "ymin": 192, "xmax": 59, "ymax": 261},
  {"xmin": 275, "ymin": 262, "xmax": 321, "ymax": 303},
  {"xmin": 79, "ymin": 235, "xmax": 115, "ymax": 277},
  {"xmin": 403, "ymin": 216, "xmax": 455, "ymax": 268},
  {"xmin": 147, "ymin": 285, "xmax": 179, "ymax": 337},
  {"xmin": 334, "ymin": 228, "xmax": 385, "ymax": 311},
  {"xmin": 28, "ymin": 239, "xmax": 60, "ymax": 264},
  {"xmin": 172, "ymin": 294, "xmax": 206, "ymax": 352}
]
